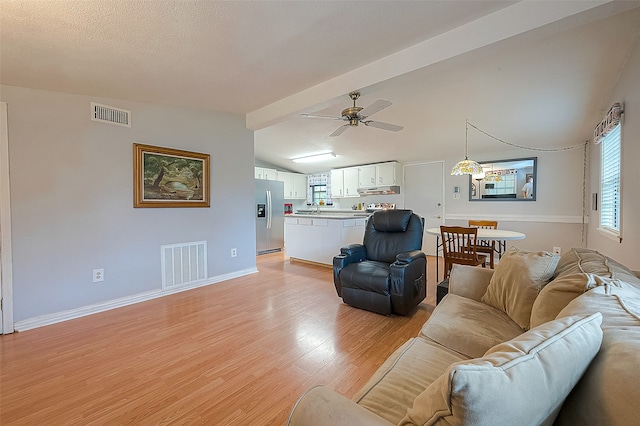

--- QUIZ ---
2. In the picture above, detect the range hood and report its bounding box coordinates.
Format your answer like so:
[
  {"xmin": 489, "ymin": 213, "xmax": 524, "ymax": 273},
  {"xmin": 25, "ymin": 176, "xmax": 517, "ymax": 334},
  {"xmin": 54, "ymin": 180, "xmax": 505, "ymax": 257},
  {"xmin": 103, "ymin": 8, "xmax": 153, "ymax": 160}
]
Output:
[{"xmin": 357, "ymin": 185, "xmax": 401, "ymax": 196}]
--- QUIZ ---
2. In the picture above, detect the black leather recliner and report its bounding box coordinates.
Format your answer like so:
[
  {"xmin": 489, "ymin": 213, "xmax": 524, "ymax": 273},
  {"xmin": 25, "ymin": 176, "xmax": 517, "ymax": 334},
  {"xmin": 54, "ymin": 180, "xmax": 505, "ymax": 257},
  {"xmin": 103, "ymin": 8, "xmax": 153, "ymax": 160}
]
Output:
[{"xmin": 333, "ymin": 209, "xmax": 427, "ymax": 315}]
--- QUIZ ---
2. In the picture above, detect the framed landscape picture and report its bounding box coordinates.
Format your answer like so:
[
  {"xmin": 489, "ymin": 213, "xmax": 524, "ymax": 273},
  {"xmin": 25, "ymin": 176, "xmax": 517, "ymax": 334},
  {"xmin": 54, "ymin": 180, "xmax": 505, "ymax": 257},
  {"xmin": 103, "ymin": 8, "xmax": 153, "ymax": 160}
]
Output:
[{"xmin": 133, "ymin": 143, "xmax": 210, "ymax": 208}]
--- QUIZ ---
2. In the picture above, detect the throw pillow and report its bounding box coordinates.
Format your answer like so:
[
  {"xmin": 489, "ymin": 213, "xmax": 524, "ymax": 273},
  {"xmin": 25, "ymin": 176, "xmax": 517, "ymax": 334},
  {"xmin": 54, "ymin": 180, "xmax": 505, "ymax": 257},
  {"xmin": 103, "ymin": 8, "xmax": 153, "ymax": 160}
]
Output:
[
  {"xmin": 481, "ymin": 247, "xmax": 560, "ymax": 330},
  {"xmin": 399, "ymin": 313, "xmax": 603, "ymax": 426}
]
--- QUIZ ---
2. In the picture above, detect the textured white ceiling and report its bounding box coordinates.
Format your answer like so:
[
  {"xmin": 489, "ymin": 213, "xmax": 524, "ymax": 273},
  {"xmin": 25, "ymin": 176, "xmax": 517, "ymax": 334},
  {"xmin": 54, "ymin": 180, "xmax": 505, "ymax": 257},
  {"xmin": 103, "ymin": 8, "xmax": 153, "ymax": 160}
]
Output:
[
  {"xmin": 2, "ymin": 1, "xmax": 640, "ymax": 174},
  {"xmin": 0, "ymin": 0, "xmax": 512, "ymax": 113}
]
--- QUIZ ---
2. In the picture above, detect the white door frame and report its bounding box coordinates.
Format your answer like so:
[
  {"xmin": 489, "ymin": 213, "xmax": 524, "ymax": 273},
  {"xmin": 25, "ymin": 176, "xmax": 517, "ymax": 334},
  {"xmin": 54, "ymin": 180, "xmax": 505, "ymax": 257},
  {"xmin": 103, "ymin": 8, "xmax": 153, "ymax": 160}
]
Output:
[{"xmin": 1, "ymin": 102, "xmax": 14, "ymax": 334}]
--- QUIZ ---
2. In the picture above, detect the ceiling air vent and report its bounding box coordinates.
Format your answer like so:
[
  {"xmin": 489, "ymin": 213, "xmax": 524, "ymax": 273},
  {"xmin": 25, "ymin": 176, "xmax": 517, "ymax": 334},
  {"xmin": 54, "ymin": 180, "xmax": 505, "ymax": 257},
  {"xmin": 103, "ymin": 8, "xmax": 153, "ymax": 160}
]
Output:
[{"xmin": 91, "ymin": 102, "xmax": 131, "ymax": 127}]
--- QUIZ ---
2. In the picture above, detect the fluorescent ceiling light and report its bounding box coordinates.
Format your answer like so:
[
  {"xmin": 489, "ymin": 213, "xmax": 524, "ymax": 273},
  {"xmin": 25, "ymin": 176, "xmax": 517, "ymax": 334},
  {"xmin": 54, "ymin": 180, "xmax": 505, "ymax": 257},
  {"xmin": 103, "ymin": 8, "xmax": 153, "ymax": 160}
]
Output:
[{"xmin": 292, "ymin": 151, "xmax": 336, "ymax": 163}]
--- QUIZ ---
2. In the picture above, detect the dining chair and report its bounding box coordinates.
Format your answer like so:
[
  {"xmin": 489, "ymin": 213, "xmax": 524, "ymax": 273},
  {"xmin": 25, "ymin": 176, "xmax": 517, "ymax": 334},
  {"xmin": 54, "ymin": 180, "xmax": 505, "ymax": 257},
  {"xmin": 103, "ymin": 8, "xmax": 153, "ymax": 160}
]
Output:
[
  {"xmin": 440, "ymin": 226, "xmax": 487, "ymax": 279},
  {"xmin": 468, "ymin": 220, "xmax": 498, "ymax": 268}
]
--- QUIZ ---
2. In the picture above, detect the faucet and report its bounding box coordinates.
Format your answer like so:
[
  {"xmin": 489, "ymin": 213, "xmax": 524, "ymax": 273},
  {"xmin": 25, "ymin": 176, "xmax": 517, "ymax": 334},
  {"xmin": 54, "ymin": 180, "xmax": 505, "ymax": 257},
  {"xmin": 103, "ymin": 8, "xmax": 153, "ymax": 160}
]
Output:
[{"xmin": 311, "ymin": 202, "xmax": 321, "ymax": 214}]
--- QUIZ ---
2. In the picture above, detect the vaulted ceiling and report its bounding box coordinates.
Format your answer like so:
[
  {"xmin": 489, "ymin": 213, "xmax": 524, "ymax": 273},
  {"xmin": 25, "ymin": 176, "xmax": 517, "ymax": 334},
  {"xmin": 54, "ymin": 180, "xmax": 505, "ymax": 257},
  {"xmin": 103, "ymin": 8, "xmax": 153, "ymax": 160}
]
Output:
[{"xmin": 2, "ymin": 1, "xmax": 640, "ymax": 173}]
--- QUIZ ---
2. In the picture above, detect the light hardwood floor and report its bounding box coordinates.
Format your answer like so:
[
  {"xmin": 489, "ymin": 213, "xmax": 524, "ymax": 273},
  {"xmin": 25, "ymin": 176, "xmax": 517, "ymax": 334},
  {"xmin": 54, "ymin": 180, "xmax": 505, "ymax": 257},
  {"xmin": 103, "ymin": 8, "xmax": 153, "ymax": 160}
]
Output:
[{"xmin": 1, "ymin": 253, "xmax": 440, "ymax": 425}]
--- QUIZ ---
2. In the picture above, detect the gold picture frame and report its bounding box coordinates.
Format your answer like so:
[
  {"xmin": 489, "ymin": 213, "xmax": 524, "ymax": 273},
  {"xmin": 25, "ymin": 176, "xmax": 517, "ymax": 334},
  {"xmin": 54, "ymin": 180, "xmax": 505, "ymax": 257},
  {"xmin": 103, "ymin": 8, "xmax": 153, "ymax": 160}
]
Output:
[{"xmin": 133, "ymin": 143, "xmax": 210, "ymax": 208}]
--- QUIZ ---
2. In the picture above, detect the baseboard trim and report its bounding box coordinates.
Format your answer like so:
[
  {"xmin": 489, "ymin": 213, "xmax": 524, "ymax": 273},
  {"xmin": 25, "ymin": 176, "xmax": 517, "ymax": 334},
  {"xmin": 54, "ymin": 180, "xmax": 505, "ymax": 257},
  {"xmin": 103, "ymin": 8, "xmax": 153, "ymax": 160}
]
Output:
[
  {"xmin": 14, "ymin": 267, "xmax": 258, "ymax": 332},
  {"xmin": 445, "ymin": 214, "xmax": 587, "ymax": 224},
  {"xmin": 288, "ymin": 257, "xmax": 333, "ymax": 269}
]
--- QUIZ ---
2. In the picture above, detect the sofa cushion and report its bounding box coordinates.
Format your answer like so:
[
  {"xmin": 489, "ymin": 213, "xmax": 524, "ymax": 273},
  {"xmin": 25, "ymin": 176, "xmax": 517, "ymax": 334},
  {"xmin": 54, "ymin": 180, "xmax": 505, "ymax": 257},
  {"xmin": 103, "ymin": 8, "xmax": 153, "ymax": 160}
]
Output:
[
  {"xmin": 558, "ymin": 284, "xmax": 640, "ymax": 328},
  {"xmin": 354, "ymin": 337, "xmax": 468, "ymax": 424},
  {"xmin": 481, "ymin": 247, "xmax": 559, "ymax": 330},
  {"xmin": 555, "ymin": 286, "xmax": 640, "ymax": 426},
  {"xmin": 554, "ymin": 248, "xmax": 640, "ymax": 286},
  {"xmin": 530, "ymin": 272, "xmax": 625, "ymax": 328},
  {"xmin": 420, "ymin": 293, "xmax": 523, "ymax": 359},
  {"xmin": 399, "ymin": 313, "xmax": 603, "ymax": 426}
]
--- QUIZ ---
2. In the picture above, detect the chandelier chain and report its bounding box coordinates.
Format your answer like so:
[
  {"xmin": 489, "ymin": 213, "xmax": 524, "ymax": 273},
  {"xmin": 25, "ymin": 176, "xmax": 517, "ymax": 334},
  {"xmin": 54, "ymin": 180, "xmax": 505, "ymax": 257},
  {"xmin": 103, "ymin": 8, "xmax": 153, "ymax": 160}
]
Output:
[{"xmin": 467, "ymin": 122, "xmax": 588, "ymax": 152}]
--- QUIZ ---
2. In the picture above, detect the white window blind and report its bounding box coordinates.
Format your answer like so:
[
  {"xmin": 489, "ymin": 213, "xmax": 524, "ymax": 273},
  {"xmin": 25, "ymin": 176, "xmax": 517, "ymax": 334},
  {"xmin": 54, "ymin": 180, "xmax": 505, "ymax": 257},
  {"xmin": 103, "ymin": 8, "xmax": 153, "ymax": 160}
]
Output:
[{"xmin": 599, "ymin": 123, "xmax": 621, "ymax": 240}]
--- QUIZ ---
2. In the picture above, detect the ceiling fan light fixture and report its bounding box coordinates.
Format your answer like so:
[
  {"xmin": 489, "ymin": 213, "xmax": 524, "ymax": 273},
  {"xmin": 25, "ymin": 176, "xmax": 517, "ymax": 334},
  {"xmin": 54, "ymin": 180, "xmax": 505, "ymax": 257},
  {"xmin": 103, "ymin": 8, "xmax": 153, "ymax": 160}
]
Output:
[
  {"xmin": 292, "ymin": 151, "xmax": 336, "ymax": 163},
  {"xmin": 302, "ymin": 91, "xmax": 402, "ymax": 137}
]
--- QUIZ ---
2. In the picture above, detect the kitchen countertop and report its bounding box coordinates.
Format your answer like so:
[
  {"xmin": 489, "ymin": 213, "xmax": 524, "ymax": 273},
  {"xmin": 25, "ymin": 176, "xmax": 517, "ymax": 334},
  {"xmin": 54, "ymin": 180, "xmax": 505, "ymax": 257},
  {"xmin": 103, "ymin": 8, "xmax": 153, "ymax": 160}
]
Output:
[
  {"xmin": 296, "ymin": 208, "xmax": 367, "ymax": 213},
  {"xmin": 287, "ymin": 213, "xmax": 370, "ymax": 220}
]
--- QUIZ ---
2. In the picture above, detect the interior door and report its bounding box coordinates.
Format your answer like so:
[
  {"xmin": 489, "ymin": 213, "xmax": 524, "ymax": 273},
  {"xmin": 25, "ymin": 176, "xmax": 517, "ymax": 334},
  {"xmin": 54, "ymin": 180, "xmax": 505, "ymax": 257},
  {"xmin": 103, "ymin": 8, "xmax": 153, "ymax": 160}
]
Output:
[{"xmin": 403, "ymin": 162, "xmax": 444, "ymax": 256}]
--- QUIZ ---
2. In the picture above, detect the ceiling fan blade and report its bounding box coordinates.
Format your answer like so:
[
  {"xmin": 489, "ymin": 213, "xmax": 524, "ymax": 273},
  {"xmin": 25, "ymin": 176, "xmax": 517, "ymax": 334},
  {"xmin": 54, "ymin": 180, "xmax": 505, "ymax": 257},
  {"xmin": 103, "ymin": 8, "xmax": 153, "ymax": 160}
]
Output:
[
  {"xmin": 301, "ymin": 113, "xmax": 343, "ymax": 120},
  {"xmin": 362, "ymin": 120, "xmax": 403, "ymax": 132},
  {"xmin": 330, "ymin": 125, "xmax": 350, "ymax": 137},
  {"xmin": 358, "ymin": 99, "xmax": 392, "ymax": 118}
]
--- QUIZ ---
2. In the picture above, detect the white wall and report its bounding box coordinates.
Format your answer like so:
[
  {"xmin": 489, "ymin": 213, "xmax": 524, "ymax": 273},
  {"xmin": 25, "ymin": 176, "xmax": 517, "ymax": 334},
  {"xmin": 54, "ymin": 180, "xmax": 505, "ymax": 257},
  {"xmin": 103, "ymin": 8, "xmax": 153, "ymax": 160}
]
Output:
[
  {"xmin": 438, "ymin": 146, "xmax": 587, "ymax": 254},
  {"xmin": 587, "ymin": 38, "xmax": 640, "ymax": 270},
  {"xmin": 1, "ymin": 86, "xmax": 256, "ymax": 323}
]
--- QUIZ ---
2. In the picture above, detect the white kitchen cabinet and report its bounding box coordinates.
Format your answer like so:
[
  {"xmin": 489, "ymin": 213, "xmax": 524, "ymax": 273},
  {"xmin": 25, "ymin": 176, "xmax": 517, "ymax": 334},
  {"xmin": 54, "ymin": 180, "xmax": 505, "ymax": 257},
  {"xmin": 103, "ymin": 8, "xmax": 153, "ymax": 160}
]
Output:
[
  {"xmin": 255, "ymin": 167, "xmax": 278, "ymax": 180},
  {"xmin": 330, "ymin": 169, "xmax": 344, "ymax": 197},
  {"xmin": 358, "ymin": 165, "xmax": 376, "ymax": 187},
  {"xmin": 278, "ymin": 171, "xmax": 307, "ymax": 199},
  {"xmin": 377, "ymin": 162, "xmax": 400, "ymax": 185},
  {"xmin": 343, "ymin": 168, "xmax": 359, "ymax": 196},
  {"xmin": 293, "ymin": 173, "xmax": 308, "ymax": 198},
  {"xmin": 358, "ymin": 161, "xmax": 401, "ymax": 187},
  {"xmin": 330, "ymin": 167, "xmax": 359, "ymax": 198},
  {"xmin": 285, "ymin": 217, "xmax": 366, "ymax": 265}
]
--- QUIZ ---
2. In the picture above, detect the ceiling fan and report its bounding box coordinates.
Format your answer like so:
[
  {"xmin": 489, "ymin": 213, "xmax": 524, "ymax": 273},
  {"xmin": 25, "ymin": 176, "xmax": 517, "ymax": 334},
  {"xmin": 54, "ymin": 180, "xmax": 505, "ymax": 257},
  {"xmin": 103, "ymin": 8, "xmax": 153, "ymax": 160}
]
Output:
[{"xmin": 301, "ymin": 91, "xmax": 404, "ymax": 137}]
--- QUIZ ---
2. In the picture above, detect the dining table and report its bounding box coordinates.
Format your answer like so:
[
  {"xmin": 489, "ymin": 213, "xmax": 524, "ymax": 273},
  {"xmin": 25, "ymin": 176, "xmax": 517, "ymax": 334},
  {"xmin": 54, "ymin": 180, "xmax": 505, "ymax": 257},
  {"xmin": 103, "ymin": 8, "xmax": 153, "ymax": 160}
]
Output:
[{"xmin": 426, "ymin": 227, "xmax": 526, "ymax": 281}]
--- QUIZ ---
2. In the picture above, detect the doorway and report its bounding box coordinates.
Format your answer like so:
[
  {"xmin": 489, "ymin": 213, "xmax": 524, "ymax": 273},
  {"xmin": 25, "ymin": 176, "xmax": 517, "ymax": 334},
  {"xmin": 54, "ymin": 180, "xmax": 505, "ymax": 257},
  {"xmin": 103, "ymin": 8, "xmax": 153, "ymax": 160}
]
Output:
[{"xmin": 403, "ymin": 161, "xmax": 444, "ymax": 256}]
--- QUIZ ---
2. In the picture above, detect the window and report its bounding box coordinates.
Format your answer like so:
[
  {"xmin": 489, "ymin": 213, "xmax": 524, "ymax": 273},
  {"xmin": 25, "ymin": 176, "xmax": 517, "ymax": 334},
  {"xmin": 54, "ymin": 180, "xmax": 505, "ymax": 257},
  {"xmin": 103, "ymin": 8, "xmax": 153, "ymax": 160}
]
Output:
[
  {"xmin": 311, "ymin": 184, "xmax": 327, "ymax": 205},
  {"xmin": 599, "ymin": 123, "xmax": 622, "ymax": 240}
]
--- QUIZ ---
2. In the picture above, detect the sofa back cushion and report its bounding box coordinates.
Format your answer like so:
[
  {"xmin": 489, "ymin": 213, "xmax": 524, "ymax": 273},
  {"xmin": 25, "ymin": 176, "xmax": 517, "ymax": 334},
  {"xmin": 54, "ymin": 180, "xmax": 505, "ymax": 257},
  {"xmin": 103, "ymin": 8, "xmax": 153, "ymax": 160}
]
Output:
[
  {"xmin": 554, "ymin": 248, "xmax": 640, "ymax": 286},
  {"xmin": 529, "ymin": 248, "xmax": 640, "ymax": 329},
  {"xmin": 481, "ymin": 247, "xmax": 560, "ymax": 330},
  {"xmin": 530, "ymin": 273, "xmax": 624, "ymax": 328},
  {"xmin": 554, "ymin": 286, "xmax": 640, "ymax": 426},
  {"xmin": 399, "ymin": 313, "xmax": 603, "ymax": 426}
]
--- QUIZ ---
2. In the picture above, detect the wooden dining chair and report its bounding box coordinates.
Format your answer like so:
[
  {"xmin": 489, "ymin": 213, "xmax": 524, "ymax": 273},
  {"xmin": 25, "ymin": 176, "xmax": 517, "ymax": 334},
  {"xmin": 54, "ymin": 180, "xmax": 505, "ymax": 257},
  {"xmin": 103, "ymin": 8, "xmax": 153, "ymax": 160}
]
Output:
[
  {"xmin": 468, "ymin": 220, "xmax": 498, "ymax": 268},
  {"xmin": 440, "ymin": 226, "xmax": 488, "ymax": 279}
]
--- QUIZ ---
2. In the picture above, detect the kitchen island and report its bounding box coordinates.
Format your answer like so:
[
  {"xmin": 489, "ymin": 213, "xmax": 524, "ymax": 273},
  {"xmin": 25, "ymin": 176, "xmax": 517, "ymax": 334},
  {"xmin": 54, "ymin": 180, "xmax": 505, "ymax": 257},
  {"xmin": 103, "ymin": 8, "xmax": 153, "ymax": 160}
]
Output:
[{"xmin": 285, "ymin": 213, "xmax": 368, "ymax": 266}]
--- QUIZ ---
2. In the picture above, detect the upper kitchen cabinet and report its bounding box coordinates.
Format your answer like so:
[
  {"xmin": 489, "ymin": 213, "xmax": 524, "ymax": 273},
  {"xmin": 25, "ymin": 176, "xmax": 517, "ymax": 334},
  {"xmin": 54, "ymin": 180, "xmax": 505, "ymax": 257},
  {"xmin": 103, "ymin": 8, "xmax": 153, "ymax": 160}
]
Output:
[
  {"xmin": 358, "ymin": 161, "xmax": 401, "ymax": 188},
  {"xmin": 278, "ymin": 171, "xmax": 308, "ymax": 199},
  {"xmin": 330, "ymin": 167, "xmax": 359, "ymax": 198},
  {"xmin": 255, "ymin": 167, "xmax": 278, "ymax": 180}
]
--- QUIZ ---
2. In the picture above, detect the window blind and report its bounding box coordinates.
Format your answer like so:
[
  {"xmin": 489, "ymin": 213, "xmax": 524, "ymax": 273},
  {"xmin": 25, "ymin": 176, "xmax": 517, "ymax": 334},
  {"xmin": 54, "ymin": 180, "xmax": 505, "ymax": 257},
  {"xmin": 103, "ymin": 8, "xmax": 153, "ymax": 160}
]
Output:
[{"xmin": 599, "ymin": 123, "xmax": 621, "ymax": 240}]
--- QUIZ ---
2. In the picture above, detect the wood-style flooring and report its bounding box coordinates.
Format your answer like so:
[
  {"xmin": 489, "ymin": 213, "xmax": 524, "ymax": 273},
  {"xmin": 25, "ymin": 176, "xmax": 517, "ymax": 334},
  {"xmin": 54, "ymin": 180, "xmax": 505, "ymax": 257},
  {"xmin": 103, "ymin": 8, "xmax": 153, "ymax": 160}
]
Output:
[{"xmin": 0, "ymin": 253, "xmax": 440, "ymax": 425}]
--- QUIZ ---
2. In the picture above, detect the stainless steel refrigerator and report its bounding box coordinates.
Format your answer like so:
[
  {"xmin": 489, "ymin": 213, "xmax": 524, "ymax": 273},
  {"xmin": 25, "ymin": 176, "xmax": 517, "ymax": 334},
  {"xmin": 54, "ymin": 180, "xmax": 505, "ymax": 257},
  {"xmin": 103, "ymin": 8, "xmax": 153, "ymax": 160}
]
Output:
[{"xmin": 255, "ymin": 179, "xmax": 285, "ymax": 255}]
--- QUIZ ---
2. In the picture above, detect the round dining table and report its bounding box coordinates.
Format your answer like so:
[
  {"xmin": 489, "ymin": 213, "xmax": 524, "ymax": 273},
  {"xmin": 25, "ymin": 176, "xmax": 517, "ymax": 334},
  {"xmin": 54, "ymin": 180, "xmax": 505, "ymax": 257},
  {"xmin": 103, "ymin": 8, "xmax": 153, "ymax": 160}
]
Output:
[{"xmin": 426, "ymin": 227, "xmax": 526, "ymax": 280}]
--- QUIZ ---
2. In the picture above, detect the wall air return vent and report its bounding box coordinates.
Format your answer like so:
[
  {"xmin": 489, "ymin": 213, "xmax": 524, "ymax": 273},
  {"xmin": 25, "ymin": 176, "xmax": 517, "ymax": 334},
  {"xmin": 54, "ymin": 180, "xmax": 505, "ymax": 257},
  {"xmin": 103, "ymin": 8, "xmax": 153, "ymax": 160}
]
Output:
[
  {"xmin": 91, "ymin": 102, "xmax": 131, "ymax": 127},
  {"xmin": 161, "ymin": 241, "xmax": 207, "ymax": 290}
]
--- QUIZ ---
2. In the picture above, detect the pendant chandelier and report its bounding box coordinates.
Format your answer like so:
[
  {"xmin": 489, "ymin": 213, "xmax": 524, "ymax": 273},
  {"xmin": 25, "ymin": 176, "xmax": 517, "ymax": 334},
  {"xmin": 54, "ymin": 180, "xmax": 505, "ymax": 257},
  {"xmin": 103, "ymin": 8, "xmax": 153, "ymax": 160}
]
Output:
[{"xmin": 451, "ymin": 120, "xmax": 483, "ymax": 175}]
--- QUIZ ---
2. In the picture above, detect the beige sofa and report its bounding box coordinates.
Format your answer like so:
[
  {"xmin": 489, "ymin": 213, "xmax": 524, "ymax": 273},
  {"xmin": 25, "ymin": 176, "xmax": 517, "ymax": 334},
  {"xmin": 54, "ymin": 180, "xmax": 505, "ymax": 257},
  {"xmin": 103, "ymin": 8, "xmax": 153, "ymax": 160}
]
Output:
[{"xmin": 287, "ymin": 248, "xmax": 640, "ymax": 425}]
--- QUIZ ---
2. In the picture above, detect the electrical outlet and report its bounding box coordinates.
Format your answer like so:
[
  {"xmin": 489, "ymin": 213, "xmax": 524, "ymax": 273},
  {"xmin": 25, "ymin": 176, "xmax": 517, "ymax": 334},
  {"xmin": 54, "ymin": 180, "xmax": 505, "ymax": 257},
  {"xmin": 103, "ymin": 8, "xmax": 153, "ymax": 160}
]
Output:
[
  {"xmin": 93, "ymin": 268, "xmax": 104, "ymax": 282},
  {"xmin": 553, "ymin": 247, "xmax": 561, "ymax": 255},
  {"xmin": 230, "ymin": 248, "xmax": 237, "ymax": 257},
  {"xmin": 453, "ymin": 193, "xmax": 460, "ymax": 199}
]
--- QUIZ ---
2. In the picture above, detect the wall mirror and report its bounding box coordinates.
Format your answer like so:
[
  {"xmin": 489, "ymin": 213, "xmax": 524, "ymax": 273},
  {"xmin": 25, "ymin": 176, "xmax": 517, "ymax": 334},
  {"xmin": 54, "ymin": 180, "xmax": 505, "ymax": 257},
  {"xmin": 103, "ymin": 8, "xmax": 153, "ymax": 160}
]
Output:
[{"xmin": 469, "ymin": 157, "xmax": 537, "ymax": 201}]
